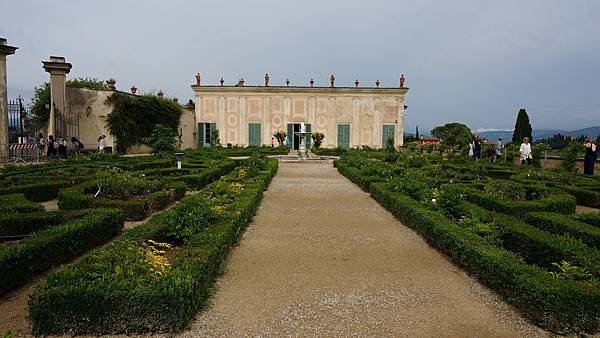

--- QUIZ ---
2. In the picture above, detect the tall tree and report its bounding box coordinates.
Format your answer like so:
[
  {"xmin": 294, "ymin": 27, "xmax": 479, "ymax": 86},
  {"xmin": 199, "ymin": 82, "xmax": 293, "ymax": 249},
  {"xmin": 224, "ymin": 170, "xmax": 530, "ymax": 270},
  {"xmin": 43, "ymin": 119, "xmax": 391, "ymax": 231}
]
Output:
[
  {"xmin": 415, "ymin": 125, "xmax": 420, "ymax": 140},
  {"xmin": 431, "ymin": 122, "xmax": 472, "ymax": 149},
  {"xmin": 512, "ymin": 108, "xmax": 533, "ymax": 144}
]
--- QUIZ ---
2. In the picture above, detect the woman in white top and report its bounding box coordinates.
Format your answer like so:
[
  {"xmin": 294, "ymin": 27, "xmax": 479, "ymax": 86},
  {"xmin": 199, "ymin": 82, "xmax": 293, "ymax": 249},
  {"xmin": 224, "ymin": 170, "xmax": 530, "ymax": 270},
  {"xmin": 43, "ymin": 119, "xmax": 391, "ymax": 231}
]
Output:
[{"xmin": 520, "ymin": 137, "xmax": 532, "ymax": 165}]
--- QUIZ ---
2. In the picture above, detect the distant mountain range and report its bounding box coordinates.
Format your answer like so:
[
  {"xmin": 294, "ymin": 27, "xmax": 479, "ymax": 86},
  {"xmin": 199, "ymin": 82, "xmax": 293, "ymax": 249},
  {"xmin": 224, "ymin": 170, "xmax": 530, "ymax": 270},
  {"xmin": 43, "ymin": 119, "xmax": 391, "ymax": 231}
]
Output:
[
  {"xmin": 407, "ymin": 126, "xmax": 600, "ymax": 142},
  {"xmin": 476, "ymin": 126, "xmax": 600, "ymax": 142}
]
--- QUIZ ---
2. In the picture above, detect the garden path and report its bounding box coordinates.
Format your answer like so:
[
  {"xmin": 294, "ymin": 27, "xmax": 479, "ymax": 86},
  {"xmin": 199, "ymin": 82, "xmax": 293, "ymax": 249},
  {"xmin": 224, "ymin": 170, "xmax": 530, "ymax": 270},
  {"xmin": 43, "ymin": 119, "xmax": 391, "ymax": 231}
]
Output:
[{"xmin": 182, "ymin": 161, "xmax": 549, "ymax": 337}]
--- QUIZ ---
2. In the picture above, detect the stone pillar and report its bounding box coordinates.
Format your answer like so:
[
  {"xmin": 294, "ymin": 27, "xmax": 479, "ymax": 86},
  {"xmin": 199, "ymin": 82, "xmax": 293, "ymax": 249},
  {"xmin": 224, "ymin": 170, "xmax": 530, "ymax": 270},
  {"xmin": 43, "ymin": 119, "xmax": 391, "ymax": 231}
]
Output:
[
  {"xmin": 42, "ymin": 56, "xmax": 72, "ymax": 138},
  {"xmin": 0, "ymin": 38, "xmax": 18, "ymax": 159}
]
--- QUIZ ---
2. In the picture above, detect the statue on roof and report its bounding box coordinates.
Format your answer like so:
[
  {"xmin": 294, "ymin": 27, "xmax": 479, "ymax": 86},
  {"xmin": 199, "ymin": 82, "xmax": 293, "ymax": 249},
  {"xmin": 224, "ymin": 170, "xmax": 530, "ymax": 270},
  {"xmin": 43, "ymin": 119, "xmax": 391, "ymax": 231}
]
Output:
[
  {"xmin": 400, "ymin": 74, "xmax": 405, "ymax": 88},
  {"xmin": 264, "ymin": 73, "xmax": 270, "ymax": 86},
  {"xmin": 195, "ymin": 73, "xmax": 201, "ymax": 86},
  {"xmin": 330, "ymin": 74, "xmax": 335, "ymax": 87}
]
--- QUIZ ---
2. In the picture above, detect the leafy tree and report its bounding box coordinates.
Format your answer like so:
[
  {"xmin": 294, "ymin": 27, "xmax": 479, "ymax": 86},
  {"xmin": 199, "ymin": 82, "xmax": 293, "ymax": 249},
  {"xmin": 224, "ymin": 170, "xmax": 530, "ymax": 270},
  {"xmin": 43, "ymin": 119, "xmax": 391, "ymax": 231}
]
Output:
[
  {"xmin": 560, "ymin": 142, "xmax": 585, "ymax": 172},
  {"xmin": 185, "ymin": 99, "xmax": 195, "ymax": 111},
  {"xmin": 30, "ymin": 78, "xmax": 107, "ymax": 130},
  {"xmin": 431, "ymin": 122, "xmax": 472, "ymax": 149},
  {"xmin": 273, "ymin": 130, "xmax": 286, "ymax": 146},
  {"xmin": 511, "ymin": 108, "xmax": 533, "ymax": 144},
  {"xmin": 311, "ymin": 132, "xmax": 324, "ymax": 148},
  {"xmin": 415, "ymin": 125, "xmax": 420, "ymax": 140},
  {"xmin": 106, "ymin": 92, "xmax": 182, "ymax": 152},
  {"xmin": 404, "ymin": 134, "xmax": 416, "ymax": 143},
  {"xmin": 147, "ymin": 125, "xmax": 177, "ymax": 156}
]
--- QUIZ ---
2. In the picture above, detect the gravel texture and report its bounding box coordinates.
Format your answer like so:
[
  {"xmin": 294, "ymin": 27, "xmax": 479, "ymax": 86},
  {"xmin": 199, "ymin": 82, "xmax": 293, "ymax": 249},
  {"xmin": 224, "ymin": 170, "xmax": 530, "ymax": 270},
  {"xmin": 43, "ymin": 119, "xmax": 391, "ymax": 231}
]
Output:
[{"xmin": 178, "ymin": 161, "xmax": 552, "ymax": 337}]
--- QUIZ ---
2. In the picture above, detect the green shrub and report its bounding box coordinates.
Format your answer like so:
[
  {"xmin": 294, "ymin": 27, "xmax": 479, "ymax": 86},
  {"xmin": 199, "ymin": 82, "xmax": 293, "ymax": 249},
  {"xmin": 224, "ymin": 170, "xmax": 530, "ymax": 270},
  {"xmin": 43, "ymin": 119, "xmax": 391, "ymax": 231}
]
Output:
[
  {"xmin": 0, "ymin": 210, "xmax": 89, "ymax": 237},
  {"xmin": 0, "ymin": 181, "xmax": 65, "ymax": 202},
  {"xmin": 28, "ymin": 159, "xmax": 278, "ymax": 335},
  {"xmin": 0, "ymin": 209, "xmax": 124, "ymax": 294},
  {"xmin": 575, "ymin": 213, "xmax": 600, "ymax": 228},
  {"xmin": 0, "ymin": 194, "xmax": 43, "ymax": 213},
  {"xmin": 526, "ymin": 212, "xmax": 600, "ymax": 249}
]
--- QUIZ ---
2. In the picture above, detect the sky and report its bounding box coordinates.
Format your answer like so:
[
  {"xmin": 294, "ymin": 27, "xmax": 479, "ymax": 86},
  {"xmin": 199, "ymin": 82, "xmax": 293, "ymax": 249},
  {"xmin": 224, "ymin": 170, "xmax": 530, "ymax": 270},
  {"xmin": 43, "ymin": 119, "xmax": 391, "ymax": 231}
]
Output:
[{"xmin": 1, "ymin": 0, "xmax": 599, "ymax": 133}]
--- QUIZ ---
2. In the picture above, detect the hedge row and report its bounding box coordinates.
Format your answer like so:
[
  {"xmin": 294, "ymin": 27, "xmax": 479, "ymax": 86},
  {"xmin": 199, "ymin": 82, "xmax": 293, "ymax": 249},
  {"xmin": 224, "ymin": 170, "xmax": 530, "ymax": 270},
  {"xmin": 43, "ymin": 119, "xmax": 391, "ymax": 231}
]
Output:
[
  {"xmin": 557, "ymin": 185, "xmax": 600, "ymax": 208},
  {"xmin": 0, "ymin": 210, "xmax": 89, "ymax": 238},
  {"xmin": 0, "ymin": 193, "xmax": 43, "ymax": 213},
  {"xmin": 464, "ymin": 188, "xmax": 576, "ymax": 215},
  {"xmin": 0, "ymin": 181, "xmax": 66, "ymax": 202},
  {"xmin": 366, "ymin": 180, "xmax": 599, "ymax": 334},
  {"xmin": 575, "ymin": 212, "xmax": 600, "ymax": 227},
  {"xmin": 29, "ymin": 158, "xmax": 278, "ymax": 335},
  {"xmin": 525, "ymin": 212, "xmax": 600, "ymax": 249},
  {"xmin": 0, "ymin": 209, "xmax": 124, "ymax": 294}
]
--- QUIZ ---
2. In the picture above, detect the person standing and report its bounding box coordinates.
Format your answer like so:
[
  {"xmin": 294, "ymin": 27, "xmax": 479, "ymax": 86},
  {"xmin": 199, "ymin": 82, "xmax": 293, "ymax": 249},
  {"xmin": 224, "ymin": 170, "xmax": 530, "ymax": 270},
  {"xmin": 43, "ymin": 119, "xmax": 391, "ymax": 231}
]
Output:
[
  {"xmin": 473, "ymin": 137, "xmax": 481, "ymax": 160},
  {"xmin": 47, "ymin": 135, "xmax": 57, "ymax": 160},
  {"xmin": 98, "ymin": 135, "xmax": 106, "ymax": 153},
  {"xmin": 520, "ymin": 137, "xmax": 533, "ymax": 165},
  {"xmin": 71, "ymin": 137, "xmax": 83, "ymax": 156},
  {"xmin": 58, "ymin": 136, "xmax": 67, "ymax": 159},
  {"xmin": 496, "ymin": 137, "xmax": 505, "ymax": 161},
  {"xmin": 584, "ymin": 137, "xmax": 597, "ymax": 175}
]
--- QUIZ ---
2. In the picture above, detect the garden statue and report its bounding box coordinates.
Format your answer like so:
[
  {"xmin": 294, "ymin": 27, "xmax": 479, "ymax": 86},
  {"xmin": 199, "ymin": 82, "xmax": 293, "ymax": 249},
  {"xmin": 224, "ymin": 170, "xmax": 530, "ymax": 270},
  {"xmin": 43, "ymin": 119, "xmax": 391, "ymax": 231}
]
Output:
[
  {"xmin": 355, "ymin": 79, "xmax": 359, "ymax": 87},
  {"xmin": 264, "ymin": 73, "xmax": 269, "ymax": 86},
  {"xmin": 157, "ymin": 90, "xmax": 164, "ymax": 98},
  {"xmin": 286, "ymin": 78, "xmax": 290, "ymax": 86},
  {"xmin": 330, "ymin": 74, "xmax": 335, "ymax": 87},
  {"xmin": 400, "ymin": 74, "xmax": 405, "ymax": 88},
  {"xmin": 375, "ymin": 79, "xmax": 380, "ymax": 88},
  {"xmin": 195, "ymin": 73, "xmax": 201, "ymax": 86}
]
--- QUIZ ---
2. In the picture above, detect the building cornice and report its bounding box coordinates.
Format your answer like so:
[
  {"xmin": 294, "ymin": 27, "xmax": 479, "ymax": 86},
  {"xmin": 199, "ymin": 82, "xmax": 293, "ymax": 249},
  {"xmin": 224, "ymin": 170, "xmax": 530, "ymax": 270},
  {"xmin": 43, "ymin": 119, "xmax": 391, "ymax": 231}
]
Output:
[{"xmin": 191, "ymin": 85, "xmax": 409, "ymax": 96}]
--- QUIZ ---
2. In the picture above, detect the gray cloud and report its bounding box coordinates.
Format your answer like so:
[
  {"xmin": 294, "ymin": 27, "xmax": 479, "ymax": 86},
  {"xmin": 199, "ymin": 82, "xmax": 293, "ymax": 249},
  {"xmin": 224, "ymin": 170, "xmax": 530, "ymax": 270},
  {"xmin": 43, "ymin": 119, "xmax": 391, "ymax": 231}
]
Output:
[{"xmin": 1, "ymin": 0, "xmax": 599, "ymax": 132}]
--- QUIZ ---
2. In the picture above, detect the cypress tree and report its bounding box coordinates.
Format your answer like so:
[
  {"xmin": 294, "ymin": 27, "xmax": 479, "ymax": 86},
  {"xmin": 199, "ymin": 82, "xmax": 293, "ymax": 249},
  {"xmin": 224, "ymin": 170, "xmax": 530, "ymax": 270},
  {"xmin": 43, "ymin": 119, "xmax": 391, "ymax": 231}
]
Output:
[
  {"xmin": 415, "ymin": 125, "xmax": 420, "ymax": 140},
  {"xmin": 512, "ymin": 108, "xmax": 533, "ymax": 144}
]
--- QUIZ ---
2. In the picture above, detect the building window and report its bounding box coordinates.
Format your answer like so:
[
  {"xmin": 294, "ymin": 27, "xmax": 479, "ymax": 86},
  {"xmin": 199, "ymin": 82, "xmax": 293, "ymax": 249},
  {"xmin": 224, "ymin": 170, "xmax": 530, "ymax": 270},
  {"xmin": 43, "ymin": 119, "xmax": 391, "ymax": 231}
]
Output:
[
  {"xmin": 382, "ymin": 125, "xmax": 395, "ymax": 148},
  {"xmin": 198, "ymin": 122, "xmax": 216, "ymax": 147},
  {"xmin": 248, "ymin": 123, "xmax": 262, "ymax": 146},
  {"xmin": 337, "ymin": 124, "xmax": 350, "ymax": 149}
]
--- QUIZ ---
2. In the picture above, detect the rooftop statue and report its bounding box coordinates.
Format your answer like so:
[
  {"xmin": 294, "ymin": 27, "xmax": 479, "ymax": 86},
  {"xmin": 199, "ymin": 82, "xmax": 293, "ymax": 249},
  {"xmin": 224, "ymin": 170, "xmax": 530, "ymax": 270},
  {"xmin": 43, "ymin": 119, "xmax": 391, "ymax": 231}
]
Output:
[
  {"xmin": 400, "ymin": 74, "xmax": 405, "ymax": 88},
  {"xmin": 264, "ymin": 73, "xmax": 269, "ymax": 86},
  {"xmin": 195, "ymin": 73, "xmax": 201, "ymax": 86}
]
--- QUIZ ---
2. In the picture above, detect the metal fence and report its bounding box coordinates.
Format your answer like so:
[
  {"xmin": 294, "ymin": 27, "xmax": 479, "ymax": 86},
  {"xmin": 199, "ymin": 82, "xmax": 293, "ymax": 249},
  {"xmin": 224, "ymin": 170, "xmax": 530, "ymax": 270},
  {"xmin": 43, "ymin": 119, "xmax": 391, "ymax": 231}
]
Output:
[
  {"xmin": 7, "ymin": 96, "xmax": 32, "ymax": 143},
  {"xmin": 54, "ymin": 106, "xmax": 79, "ymax": 142}
]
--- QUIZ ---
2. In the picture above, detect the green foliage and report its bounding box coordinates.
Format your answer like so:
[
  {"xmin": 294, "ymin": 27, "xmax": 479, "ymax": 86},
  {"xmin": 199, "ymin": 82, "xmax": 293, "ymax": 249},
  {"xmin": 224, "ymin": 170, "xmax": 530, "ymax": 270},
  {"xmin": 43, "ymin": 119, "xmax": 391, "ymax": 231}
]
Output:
[
  {"xmin": 511, "ymin": 108, "xmax": 533, "ymax": 144},
  {"xmin": 106, "ymin": 93, "xmax": 182, "ymax": 152},
  {"xmin": 148, "ymin": 124, "xmax": 177, "ymax": 156},
  {"xmin": 311, "ymin": 132, "xmax": 325, "ymax": 148},
  {"xmin": 550, "ymin": 261, "xmax": 593, "ymax": 282},
  {"xmin": 430, "ymin": 122, "xmax": 472, "ymax": 149},
  {"xmin": 273, "ymin": 130, "xmax": 287, "ymax": 146},
  {"xmin": 560, "ymin": 142, "xmax": 585, "ymax": 172},
  {"xmin": 30, "ymin": 78, "xmax": 107, "ymax": 130},
  {"xmin": 483, "ymin": 180, "xmax": 526, "ymax": 201}
]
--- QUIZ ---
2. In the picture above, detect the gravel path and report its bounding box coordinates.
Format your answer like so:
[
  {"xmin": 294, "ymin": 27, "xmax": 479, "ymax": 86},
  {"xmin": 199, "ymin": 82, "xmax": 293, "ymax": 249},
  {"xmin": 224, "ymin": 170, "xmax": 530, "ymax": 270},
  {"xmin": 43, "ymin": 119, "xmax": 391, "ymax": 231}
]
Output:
[{"xmin": 181, "ymin": 162, "xmax": 551, "ymax": 337}]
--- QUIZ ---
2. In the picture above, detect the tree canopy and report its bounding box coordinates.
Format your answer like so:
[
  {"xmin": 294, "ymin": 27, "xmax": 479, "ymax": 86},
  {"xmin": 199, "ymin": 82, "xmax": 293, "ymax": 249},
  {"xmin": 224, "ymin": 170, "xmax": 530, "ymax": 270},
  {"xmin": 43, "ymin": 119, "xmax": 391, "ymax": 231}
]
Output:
[
  {"xmin": 512, "ymin": 108, "xmax": 533, "ymax": 144},
  {"xmin": 106, "ymin": 92, "xmax": 182, "ymax": 153},
  {"xmin": 431, "ymin": 122, "xmax": 472, "ymax": 148}
]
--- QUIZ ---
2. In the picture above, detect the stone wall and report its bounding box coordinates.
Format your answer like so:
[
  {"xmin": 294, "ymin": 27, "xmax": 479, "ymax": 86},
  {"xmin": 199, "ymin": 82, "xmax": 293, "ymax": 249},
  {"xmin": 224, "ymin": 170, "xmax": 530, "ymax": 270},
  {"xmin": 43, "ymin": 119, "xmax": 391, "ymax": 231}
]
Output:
[
  {"xmin": 66, "ymin": 88, "xmax": 197, "ymax": 153},
  {"xmin": 193, "ymin": 86, "xmax": 408, "ymax": 148}
]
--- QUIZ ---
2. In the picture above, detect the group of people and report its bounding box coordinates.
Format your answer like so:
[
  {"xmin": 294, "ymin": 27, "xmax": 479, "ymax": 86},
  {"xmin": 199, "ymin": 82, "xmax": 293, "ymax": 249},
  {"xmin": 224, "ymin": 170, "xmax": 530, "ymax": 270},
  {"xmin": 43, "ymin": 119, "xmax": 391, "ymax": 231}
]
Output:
[
  {"xmin": 37, "ymin": 134, "xmax": 84, "ymax": 160},
  {"xmin": 468, "ymin": 137, "xmax": 505, "ymax": 162}
]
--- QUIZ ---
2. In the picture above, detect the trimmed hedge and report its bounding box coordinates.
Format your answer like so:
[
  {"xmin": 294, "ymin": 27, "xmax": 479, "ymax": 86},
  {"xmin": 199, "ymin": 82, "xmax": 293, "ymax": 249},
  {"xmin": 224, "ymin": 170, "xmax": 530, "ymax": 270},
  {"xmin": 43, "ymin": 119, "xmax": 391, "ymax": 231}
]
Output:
[
  {"xmin": 0, "ymin": 181, "xmax": 65, "ymax": 202},
  {"xmin": 575, "ymin": 213, "xmax": 600, "ymax": 227},
  {"xmin": 464, "ymin": 189, "xmax": 576, "ymax": 215},
  {"xmin": 367, "ymin": 181, "xmax": 599, "ymax": 334},
  {"xmin": 558, "ymin": 185, "xmax": 600, "ymax": 208},
  {"xmin": 29, "ymin": 158, "xmax": 278, "ymax": 335},
  {"xmin": 526, "ymin": 212, "xmax": 600, "ymax": 249},
  {"xmin": 0, "ymin": 208, "xmax": 124, "ymax": 294},
  {"xmin": 0, "ymin": 210, "xmax": 89, "ymax": 238},
  {"xmin": 0, "ymin": 193, "xmax": 43, "ymax": 213}
]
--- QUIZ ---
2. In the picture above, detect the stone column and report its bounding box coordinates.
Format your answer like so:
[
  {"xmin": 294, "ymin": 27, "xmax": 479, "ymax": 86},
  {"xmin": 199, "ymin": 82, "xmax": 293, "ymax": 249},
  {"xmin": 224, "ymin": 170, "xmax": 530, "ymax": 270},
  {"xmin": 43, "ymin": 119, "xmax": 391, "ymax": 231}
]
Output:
[
  {"xmin": 0, "ymin": 38, "xmax": 18, "ymax": 159},
  {"xmin": 42, "ymin": 56, "xmax": 72, "ymax": 138}
]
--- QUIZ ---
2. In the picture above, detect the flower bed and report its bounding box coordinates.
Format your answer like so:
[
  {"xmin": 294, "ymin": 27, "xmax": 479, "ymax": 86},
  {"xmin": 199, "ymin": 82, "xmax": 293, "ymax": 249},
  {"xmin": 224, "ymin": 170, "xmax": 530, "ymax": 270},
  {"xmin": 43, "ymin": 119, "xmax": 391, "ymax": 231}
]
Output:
[{"xmin": 29, "ymin": 157, "xmax": 278, "ymax": 335}]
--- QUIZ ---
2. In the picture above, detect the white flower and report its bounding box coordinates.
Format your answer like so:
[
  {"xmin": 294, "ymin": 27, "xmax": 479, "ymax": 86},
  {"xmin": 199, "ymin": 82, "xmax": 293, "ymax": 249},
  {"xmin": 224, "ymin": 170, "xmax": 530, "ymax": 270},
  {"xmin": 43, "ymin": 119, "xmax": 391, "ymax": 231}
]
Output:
[{"xmin": 431, "ymin": 198, "xmax": 437, "ymax": 204}]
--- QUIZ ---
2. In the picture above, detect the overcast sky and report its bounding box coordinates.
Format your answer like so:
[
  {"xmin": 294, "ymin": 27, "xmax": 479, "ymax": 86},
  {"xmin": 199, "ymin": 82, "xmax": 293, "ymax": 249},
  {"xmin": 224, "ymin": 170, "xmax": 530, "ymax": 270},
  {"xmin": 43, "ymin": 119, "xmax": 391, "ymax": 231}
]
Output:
[{"xmin": 2, "ymin": 0, "xmax": 599, "ymax": 132}]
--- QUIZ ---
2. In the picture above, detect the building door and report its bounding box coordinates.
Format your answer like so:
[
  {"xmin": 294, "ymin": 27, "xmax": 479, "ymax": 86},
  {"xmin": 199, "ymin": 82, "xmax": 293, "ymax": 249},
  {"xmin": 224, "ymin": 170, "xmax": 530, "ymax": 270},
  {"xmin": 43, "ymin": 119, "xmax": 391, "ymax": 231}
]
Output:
[
  {"xmin": 286, "ymin": 123, "xmax": 311, "ymax": 150},
  {"xmin": 198, "ymin": 122, "xmax": 216, "ymax": 147},
  {"xmin": 248, "ymin": 123, "xmax": 261, "ymax": 146},
  {"xmin": 382, "ymin": 125, "xmax": 395, "ymax": 148},
  {"xmin": 337, "ymin": 124, "xmax": 350, "ymax": 149}
]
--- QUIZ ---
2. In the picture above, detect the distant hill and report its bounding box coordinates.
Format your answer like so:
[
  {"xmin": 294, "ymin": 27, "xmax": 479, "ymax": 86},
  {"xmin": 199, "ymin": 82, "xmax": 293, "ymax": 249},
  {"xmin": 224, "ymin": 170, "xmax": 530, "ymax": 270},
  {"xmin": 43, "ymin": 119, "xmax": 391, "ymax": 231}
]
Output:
[{"xmin": 477, "ymin": 126, "xmax": 600, "ymax": 142}]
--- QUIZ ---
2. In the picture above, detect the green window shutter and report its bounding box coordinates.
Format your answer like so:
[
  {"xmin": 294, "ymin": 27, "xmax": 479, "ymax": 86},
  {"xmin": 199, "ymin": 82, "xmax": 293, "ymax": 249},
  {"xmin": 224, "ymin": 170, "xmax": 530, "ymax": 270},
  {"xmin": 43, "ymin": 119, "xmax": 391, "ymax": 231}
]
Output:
[
  {"xmin": 305, "ymin": 124, "xmax": 312, "ymax": 149},
  {"xmin": 248, "ymin": 123, "xmax": 261, "ymax": 146},
  {"xmin": 338, "ymin": 124, "xmax": 350, "ymax": 148},
  {"xmin": 382, "ymin": 125, "xmax": 395, "ymax": 148},
  {"xmin": 287, "ymin": 124, "xmax": 294, "ymax": 147},
  {"xmin": 198, "ymin": 123, "xmax": 204, "ymax": 147}
]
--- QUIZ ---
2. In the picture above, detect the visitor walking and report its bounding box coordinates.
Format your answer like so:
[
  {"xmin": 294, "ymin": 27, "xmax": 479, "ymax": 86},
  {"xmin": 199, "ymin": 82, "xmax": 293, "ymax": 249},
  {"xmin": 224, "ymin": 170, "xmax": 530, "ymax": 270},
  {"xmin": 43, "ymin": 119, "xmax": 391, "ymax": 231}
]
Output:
[
  {"xmin": 584, "ymin": 137, "xmax": 598, "ymax": 175},
  {"xmin": 58, "ymin": 136, "xmax": 67, "ymax": 159},
  {"xmin": 37, "ymin": 133, "xmax": 46, "ymax": 160},
  {"xmin": 468, "ymin": 141, "xmax": 474, "ymax": 159},
  {"xmin": 520, "ymin": 137, "xmax": 532, "ymax": 165},
  {"xmin": 473, "ymin": 138, "xmax": 481, "ymax": 160},
  {"xmin": 71, "ymin": 137, "xmax": 84, "ymax": 156},
  {"xmin": 486, "ymin": 142, "xmax": 496, "ymax": 163},
  {"xmin": 496, "ymin": 137, "xmax": 504, "ymax": 161},
  {"xmin": 47, "ymin": 135, "xmax": 58, "ymax": 160}
]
